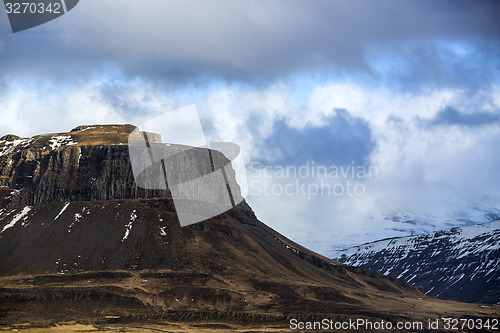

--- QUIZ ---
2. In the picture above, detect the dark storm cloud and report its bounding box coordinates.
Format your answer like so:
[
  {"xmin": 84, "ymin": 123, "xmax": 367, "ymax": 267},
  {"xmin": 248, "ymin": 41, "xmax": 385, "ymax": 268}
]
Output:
[
  {"xmin": 0, "ymin": 0, "xmax": 499, "ymax": 88},
  {"xmin": 257, "ymin": 109, "xmax": 375, "ymax": 166},
  {"xmin": 428, "ymin": 106, "xmax": 500, "ymax": 128},
  {"xmin": 369, "ymin": 39, "xmax": 500, "ymax": 91}
]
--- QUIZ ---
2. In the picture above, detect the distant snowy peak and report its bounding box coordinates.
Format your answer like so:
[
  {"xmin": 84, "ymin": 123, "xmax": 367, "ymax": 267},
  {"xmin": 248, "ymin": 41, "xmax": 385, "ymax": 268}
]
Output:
[
  {"xmin": 337, "ymin": 220, "xmax": 500, "ymax": 304},
  {"xmin": 384, "ymin": 207, "xmax": 500, "ymax": 229},
  {"xmin": 318, "ymin": 206, "xmax": 500, "ymax": 259},
  {"xmin": 341, "ymin": 220, "xmax": 500, "ymax": 259}
]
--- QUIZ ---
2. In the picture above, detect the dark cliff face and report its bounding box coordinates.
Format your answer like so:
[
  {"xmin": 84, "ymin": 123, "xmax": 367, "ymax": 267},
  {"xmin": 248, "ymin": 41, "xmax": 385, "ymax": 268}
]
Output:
[
  {"xmin": 1, "ymin": 145, "xmax": 149, "ymax": 207},
  {"xmin": 0, "ymin": 125, "xmax": 243, "ymax": 210}
]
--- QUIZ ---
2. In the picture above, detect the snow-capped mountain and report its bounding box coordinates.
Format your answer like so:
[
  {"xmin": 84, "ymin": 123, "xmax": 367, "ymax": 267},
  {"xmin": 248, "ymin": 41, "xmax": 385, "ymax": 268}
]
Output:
[
  {"xmin": 383, "ymin": 206, "xmax": 500, "ymax": 234},
  {"xmin": 308, "ymin": 206, "xmax": 500, "ymax": 259},
  {"xmin": 336, "ymin": 220, "xmax": 500, "ymax": 304}
]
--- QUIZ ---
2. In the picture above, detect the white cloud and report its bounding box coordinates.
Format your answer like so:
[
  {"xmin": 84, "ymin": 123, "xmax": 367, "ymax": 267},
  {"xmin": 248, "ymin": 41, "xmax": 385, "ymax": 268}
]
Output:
[
  {"xmin": 0, "ymin": 78, "xmax": 179, "ymax": 137},
  {"xmin": 198, "ymin": 83, "xmax": 293, "ymax": 159}
]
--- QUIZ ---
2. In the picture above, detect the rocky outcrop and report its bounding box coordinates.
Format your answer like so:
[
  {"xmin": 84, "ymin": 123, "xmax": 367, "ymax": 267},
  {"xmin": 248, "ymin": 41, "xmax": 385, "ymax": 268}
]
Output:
[{"xmin": 0, "ymin": 125, "xmax": 243, "ymax": 209}]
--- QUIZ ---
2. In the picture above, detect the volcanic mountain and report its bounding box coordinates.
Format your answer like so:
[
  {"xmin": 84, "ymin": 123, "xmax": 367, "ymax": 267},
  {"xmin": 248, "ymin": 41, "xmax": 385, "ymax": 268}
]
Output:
[{"xmin": 0, "ymin": 125, "xmax": 498, "ymax": 331}]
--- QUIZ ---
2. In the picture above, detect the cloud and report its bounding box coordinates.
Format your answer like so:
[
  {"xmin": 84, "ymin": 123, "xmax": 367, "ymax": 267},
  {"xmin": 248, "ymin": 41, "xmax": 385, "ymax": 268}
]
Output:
[
  {"xmin": 0, "ymin": 77, "xmax": 182, "ymax": 138},
  {"xmin": 1, "ymin": 0, "xmax": 499, "ymax": 89},
  {"xmin": 367, "ymin": 39, "xmax": 500, "ymax": 91},
  {"xmin": 428, "ymin": 106, "xmax": 500, "ymax": 127},
  {"xmin": 255, "ymin": 109, "xmax": 376, "ymax": 166}
]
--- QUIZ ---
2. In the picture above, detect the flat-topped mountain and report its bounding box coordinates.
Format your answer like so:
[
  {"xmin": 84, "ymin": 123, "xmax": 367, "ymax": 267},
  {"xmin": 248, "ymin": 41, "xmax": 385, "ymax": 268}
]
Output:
[
  {"xmin": 0, "ymin": 125, "xmax": 498, "ymax": 329},
  {"xmin": 0, "ymin": 125, "xmax": 241, "ymax": 209}
]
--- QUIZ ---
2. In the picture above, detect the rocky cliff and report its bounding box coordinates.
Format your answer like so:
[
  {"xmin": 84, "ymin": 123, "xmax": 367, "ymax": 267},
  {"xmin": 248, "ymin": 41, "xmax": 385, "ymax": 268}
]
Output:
[{"xmin": 0, "ymin": 125, "xmax": 243, "ymax": 210}]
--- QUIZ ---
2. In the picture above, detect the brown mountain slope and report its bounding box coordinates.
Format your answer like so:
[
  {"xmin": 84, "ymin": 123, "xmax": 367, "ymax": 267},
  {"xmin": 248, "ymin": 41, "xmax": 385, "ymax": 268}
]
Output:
[{"xmin": 0, "ymin": 125, "xmax": 498, "ymax": 331}]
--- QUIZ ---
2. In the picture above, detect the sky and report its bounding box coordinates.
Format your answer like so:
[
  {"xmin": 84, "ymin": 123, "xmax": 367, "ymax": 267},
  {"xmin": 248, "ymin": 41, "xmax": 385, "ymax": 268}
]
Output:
[{"xmin": 1, "ymin": 0, "xmax": 500, "ymax": 255}]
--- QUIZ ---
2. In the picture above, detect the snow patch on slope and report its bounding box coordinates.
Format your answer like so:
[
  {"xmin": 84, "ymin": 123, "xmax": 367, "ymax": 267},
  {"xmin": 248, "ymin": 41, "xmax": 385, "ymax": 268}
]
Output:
[
  {"xmin": 122, "ymin": 210, "xmax": 137, "ymax": 241},
  {"xmin": 0, "ymin": 207, "xmax": 32, "ymax": 234},
  {"xmin": 55, "ymin": 202, "xmax": 70, "ymax": 220},
  {"xmin": 0, "ymin": 139, "xmax": 33, "ymax": 157},
  {"xmin": 48, "ymin": 135, "xmax": 78, "ymax": 150},
  {"xmin": 68, "ymin": 211, "xmax": 83, "ymax": 233}
]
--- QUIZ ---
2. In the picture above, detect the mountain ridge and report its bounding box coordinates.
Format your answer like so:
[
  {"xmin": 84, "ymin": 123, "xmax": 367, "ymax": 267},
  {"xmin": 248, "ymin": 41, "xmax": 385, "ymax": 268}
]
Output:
[{"xmin": 337, "ymin": 220, "xmax": 500, "ymax": 304}]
